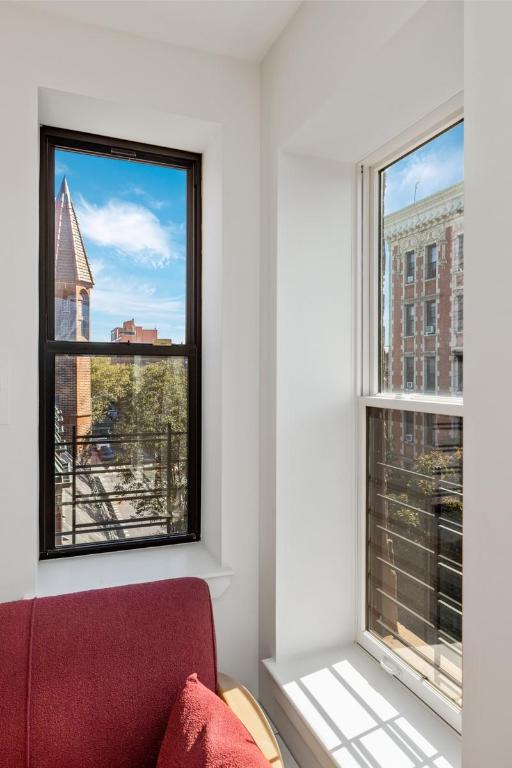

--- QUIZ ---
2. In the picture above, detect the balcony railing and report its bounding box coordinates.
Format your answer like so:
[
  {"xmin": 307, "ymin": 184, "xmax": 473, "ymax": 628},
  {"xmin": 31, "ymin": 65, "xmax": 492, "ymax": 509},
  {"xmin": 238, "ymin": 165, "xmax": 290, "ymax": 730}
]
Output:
[{"xmin": 54, "ymin": 425, "xmax": 187, "ymax": 547}]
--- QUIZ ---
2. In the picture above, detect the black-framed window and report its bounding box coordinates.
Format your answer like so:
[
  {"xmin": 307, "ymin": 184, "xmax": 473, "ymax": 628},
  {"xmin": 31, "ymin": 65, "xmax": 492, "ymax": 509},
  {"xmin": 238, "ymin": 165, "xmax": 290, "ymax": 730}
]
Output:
[{"xmin": 39, "ymin": 127, "xmax": 202, "ymax": 558}]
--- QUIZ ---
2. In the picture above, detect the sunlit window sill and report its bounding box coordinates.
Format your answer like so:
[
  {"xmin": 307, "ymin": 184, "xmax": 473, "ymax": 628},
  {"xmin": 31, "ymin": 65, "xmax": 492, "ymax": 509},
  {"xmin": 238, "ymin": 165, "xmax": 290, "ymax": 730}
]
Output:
[
  {"xmin": 36, "ymin": 542, "xmax": 233, "ymax": 600},
  {"xmin": 263, "ymin": 644, "xmax": 461, "ymax": 768}
]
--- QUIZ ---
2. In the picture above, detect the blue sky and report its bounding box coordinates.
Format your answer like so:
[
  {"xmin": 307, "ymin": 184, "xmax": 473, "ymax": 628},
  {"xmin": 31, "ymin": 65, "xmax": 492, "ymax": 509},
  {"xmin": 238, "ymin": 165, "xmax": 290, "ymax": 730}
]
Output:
[
  {"xmin": 55, "ymin": 149, "xmax": 187, "ymax": 343},
  {"xmin": 383, "ymin": 121, "xmax": 464, "ymax": 215}
]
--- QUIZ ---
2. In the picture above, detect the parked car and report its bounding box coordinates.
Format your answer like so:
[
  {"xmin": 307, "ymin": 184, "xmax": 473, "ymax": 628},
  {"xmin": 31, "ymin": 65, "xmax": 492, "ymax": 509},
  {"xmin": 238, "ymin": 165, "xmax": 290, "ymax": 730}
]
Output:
[{"xmin": 98, "ymin": 444, "xmax": 114, "ymax": 462}]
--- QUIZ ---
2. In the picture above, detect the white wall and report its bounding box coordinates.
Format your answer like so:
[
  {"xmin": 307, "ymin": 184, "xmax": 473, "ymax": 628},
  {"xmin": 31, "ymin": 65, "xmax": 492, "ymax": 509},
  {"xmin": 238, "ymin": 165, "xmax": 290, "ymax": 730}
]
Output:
[
  {"xmin": 0, "ymin": 3, "xmax": 260, "ymax": 691},
  {"xmin": 463, "ymin": 2, "xmax": 512, "ymax": 764},
  {"xmin": 275, "ymin": 153, "xmax": 354, "ymax": 659}
]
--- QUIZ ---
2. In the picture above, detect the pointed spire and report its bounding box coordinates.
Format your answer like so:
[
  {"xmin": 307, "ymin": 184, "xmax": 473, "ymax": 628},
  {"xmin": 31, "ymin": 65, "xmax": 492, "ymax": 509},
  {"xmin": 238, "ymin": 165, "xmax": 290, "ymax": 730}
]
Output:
[
  {"xmin": 55, "ymin": 176, "xmax": 94, "ymax": 287},
  {"xmin": 57, "ymin": 175, "xmax": 71, "ymax": 201}
]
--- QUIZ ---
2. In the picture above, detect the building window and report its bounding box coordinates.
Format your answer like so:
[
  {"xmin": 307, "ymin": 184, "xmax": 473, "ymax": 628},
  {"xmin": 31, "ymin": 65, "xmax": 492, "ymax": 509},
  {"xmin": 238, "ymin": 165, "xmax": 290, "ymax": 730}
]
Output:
[
  {"xmin": 404, "ymin": 303, "xmax": 415, "ymax": 337},
  {"xmin": 403, "ymin": 410, "xmax": 414, "ymax": 442},
  {"xmin": 456, "ymin": 233, "xmax": 464, "ymax": 271},
  {"xmin": 40, "ymin": 127, "xmax": 202, "ymax": 558},
  {"xmin": 405, "ymin": 251, "xmax": 415, "ymax": 283},
  {"xmin": 424, "ymin": 356, "xmax": 436, "ymax": 392},
  {"xmin": 423, "ymin": 412, "xmax": 437, "ymax": 448},
  {"xmin": 425, "ymin": 243, "xmax": 437, "ymax": 279},
  {"xmin": 455, "ymin": 353, "xmax": 463, "ymax": 393},
  {"xmin": 404, "ymin": 356, "xmax": 414, "ymax": 390},
  {"xmin": 366, "ymin": 118, "xmax": 463, "ymax": 729},
  {"xmin": 455, "ymin": 293, "xmax": 463, "ymax": 332},
  {"xmin": 424, "ymin": 299, "xmax": 436, "ymax": 335}
]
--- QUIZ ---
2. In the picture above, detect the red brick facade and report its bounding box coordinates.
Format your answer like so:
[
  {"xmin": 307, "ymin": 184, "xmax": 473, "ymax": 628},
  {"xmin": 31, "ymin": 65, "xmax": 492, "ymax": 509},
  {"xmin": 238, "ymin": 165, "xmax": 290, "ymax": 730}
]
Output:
[{"xmin": 383, "ymin": 183, "xmax": 463, "ymax": 456}]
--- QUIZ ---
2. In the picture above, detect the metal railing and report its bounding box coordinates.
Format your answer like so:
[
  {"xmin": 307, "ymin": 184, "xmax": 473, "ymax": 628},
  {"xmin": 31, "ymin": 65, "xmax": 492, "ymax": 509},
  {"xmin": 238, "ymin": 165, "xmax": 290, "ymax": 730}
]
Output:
[{"xmin": 54, "ymin": 425, "xmax": 187, "ymax": 545}]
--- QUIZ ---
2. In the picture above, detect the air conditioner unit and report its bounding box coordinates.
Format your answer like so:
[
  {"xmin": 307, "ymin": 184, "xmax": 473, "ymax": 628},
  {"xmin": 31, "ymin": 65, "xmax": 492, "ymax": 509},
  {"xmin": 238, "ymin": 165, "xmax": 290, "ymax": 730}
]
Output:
[
  {"xmin": 425, "ymin": 325, "xmax": 435, "ymax": 335},
  {"xmin": 405, "ymin": 434, "xmax": 414, "ymax": 443},
  {"xmin": 406, "ymin": 382, "xmax": 414, "ymax": 390},
  {"xmin": 406, "ymin": 275, "xmax": 415, "ymax": 283}
]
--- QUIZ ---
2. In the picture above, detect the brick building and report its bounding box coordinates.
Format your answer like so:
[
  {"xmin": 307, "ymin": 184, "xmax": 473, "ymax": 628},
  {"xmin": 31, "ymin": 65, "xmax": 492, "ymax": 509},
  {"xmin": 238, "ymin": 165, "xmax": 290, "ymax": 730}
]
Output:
[
  {"xmin": 54, "ymin": 176, "xmax": 94, "ymax": 440},
  {"xmin": 383, "ymin": 182, "xmax": 463, "ymax": 455},
  {"xmin": 111, "ymin": 319, "xmax": 158, "ymax": 344}
]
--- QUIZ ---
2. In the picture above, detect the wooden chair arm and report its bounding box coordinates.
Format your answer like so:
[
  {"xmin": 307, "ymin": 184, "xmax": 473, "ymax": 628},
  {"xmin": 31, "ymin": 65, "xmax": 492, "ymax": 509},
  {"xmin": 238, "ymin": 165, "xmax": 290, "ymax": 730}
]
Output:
[{"xmin": 217, "ymin": 672, "xmax": 284, "ymax": 767}]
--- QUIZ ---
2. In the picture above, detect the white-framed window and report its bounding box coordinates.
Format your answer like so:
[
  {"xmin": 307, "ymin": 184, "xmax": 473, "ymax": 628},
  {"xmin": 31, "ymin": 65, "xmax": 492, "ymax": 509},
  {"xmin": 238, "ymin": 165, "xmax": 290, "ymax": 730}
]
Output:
[
  {"xmin": 404, "ymin": 356, "xmax": 415, "ymax": 391},
  {"xmin": 456, "ymin": 233, "xmax": 464, "ymax": 271},
  {"xmin": 425, "ymin": 243, "xmax": 438, "ymax": 279},
  {"xmin": 404, "ymin": 303, "xmax": 415, "ymax": 337},
  {"xmin": 455, "ymin": 293, "xmax": 463, "ymax": 332},
  {"xmin": 405, "ymin": 250, "xmax": 416, "ymax": 283},
  {"xmin": 424, "ymin": 299, "xmax": 437, "ymax": 335},
  {"xmin": 358, "ymin": 114, "xmax": 464, "ymax": 732}
]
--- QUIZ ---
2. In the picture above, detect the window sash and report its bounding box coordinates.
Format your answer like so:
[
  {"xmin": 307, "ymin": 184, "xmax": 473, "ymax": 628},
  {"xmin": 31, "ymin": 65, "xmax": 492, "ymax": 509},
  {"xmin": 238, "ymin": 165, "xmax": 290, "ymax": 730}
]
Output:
[
  {"xmin": 39, "ymin": 127, "xmax": 202, "ymax": 559},
  {"xmin": 358, "ymin": 110, "xmax": 464, "ymax": 733}
]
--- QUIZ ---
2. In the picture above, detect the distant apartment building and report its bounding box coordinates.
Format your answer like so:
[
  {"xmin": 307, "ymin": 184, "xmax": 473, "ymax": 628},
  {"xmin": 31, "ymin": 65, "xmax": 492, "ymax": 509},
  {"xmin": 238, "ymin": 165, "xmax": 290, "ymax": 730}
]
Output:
[
  {"xmin": 383, "ymin": 182, "xmax": 463, "ymax": 456},
  {"xmin": 111, "ymin": 319, "xmax": 158, "ymax": 344}
]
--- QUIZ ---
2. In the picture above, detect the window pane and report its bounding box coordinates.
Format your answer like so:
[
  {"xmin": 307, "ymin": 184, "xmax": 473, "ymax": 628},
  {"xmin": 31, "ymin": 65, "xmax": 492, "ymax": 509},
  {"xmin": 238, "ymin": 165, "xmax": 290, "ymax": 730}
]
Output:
[
  {"xmin": 367, "ymin": 407, "xmax": 463, "ymax": 707},
  {"xmin": 54, "ymin": 149, "xmax": 187, "ymax": 344},
  {"xmin": 380, "ymin": 122, "xmax": 464, "ymax": 395},
  {"xmin": 54, "ymin": 355, "xmax": 188, "ymax": 548}
]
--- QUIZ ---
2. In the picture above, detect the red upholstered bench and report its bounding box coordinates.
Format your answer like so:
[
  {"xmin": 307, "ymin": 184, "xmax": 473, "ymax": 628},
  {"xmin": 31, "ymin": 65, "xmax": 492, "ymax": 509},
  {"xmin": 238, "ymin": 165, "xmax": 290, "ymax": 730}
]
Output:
[{"xmin": 0, "ymin": 577, "xmax": 282, "ymax": 768}]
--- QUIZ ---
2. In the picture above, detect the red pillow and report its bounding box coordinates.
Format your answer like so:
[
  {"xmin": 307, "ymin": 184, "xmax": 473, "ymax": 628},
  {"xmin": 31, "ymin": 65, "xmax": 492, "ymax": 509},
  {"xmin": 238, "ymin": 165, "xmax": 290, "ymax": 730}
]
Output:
[{"xmin": 157, "ymin": 673, "xmax": 271, "ymax": 768}]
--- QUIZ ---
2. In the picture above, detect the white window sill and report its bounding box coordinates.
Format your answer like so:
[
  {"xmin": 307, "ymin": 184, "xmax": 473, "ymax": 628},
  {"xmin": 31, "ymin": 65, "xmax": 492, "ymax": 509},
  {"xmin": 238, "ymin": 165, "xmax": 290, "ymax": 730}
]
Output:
[
  {"xmin": 36, "ymin": 542, "xmax": 233, "ymax": 600},
  {"xmin": 263, "ymin": 644, "xmax": 461, "ymax": 768}
]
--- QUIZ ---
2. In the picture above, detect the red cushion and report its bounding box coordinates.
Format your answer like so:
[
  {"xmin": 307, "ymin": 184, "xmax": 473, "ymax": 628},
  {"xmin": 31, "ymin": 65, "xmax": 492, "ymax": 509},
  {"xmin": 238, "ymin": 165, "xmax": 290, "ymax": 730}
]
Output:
[{"xmin": 157, "ymin": 674, "xmax": 271, "ymax": 768}]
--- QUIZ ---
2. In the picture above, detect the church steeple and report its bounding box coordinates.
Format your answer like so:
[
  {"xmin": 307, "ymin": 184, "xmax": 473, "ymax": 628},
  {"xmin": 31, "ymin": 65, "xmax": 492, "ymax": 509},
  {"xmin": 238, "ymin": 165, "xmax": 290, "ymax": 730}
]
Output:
[
  {"xmin": 55, "ymin": 176, "xmax": 94, "ymax": 287},
  {"xmin": 54, "ymin": 176, "xmax": 93, "ymax": 444}
]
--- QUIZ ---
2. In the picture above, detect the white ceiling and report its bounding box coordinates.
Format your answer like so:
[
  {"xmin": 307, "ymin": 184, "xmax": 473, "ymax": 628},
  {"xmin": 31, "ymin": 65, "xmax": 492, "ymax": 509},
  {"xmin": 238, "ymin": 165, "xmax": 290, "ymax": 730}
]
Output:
[{"xmin": 24, "ymin": 0, "xmax": 302, "ymax": 62}]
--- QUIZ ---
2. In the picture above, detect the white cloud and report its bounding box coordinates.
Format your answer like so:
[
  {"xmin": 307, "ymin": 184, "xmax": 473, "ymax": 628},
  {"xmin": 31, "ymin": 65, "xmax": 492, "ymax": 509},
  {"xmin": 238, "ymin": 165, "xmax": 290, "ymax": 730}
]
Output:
[
  {"xmin": 385, "ymin": 146, "xmax": 463, "ymax": 214},
  {"xmin": 93, "ymin": 281, "xmax": 182, "ymax": 320},
  {"xmin": 130, "ymin": 186, "xmax": 167, "ymax": 211},
  {"xmin": 76, "ymin": 196, "xmax": 173, "ymax": 267}
]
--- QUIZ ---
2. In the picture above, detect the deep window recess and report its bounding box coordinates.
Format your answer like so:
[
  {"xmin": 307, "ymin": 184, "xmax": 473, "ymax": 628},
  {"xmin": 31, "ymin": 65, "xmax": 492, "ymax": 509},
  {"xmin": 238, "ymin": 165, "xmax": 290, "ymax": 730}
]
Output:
[
  {"xmin": 39, "ymin": 127, "xmax": 202, "ymax": 558},
  {"xmin": 363, "ymin": 118, "xmax": 463, "ymax": 730}
]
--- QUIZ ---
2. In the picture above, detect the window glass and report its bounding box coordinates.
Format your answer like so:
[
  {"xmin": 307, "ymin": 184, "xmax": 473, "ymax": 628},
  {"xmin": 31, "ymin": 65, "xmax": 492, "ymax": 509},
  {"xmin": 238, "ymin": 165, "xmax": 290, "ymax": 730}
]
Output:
[
  {"xmin": 404, "ymin": 357, "xmax": 414, "ymax": 390},
  {"xmin": 405, "ymin": 251, "xmax": 415, "ymax": 282},
  {"xmin": 380, "ymin": 121, "xmax": 464, "ymax": 395},
  {"xmin": 54, "ymin": 355, "xmax": 188, "ymax": 548},
  {"xmin": 426, "ymin": 244, "xmax": 437, "ymax": 279},
  {"xmin": 404, "ymin": 304, "xmax": 415, "ymax": 337},
  {"xmin": 425, "ymin": 356, "xmax": 436, "ymax": 392},
  {"xmin": 425, "ymin": 299, "xmax": 436, "ymax": 334},
  {"xmin": 54, "ymin": 150, "xmax": 187, "ymax": 344},
  {"xmin": 367, "ymin": 407, "xmax": 463, "ymax": 707}
]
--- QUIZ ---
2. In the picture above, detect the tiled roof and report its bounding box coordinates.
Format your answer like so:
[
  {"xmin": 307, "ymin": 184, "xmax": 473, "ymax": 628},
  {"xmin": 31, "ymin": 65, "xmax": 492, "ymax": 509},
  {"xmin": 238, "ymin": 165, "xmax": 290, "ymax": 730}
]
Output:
[{"xmin": 55, "ymin": 177, "xmax": 94, "ymax": 286}]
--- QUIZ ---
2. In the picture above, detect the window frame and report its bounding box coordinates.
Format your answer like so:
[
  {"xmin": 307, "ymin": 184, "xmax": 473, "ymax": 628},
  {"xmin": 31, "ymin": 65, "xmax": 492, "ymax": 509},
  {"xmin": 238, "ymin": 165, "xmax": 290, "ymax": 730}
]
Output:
[
  {"xmin": 39, "ymin": 126, "xmax": 202, "ymax": 559},
  {"xmin": 357, "ymin": 109, "xmax": 464, "ymax": 733},
  {"xmin": 404, "ymin": 302, "xmax": 415, "ymax": 338},
  {"xmin": 425, "ymin": 242, "xmax": 438, "ymax": 280}
]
